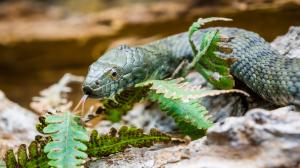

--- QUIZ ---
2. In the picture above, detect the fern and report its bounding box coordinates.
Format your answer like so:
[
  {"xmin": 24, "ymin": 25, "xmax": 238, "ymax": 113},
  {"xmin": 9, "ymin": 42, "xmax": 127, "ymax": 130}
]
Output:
[
  {"xmin": 5, "ymin": 112, "xmax": 171, "ymax": 167},
  {"xmin": 148, "ymin": 92, "xmax": 211, "ymax": 129},
  {"xmin": 102, "ymin": 86, "xmax": 150, "ymax": 122},
  {"xmin": 137, "ymin": 78, "xmax": 247, "ymax": 138},
  {"xmin": 86, "ymin": 126, "xmax": 171, "ymax": 157},
  {"xmin": 36, "ymin": 116, "xmax": 47, "ymax": 134},
  {"xmin": 0, "ymin": 160, "xmax": 5, "ymax": 168},
  {"xmin": 138, "ymin": 78, "xmax": 248, "ymax": 102},
  {"xmin": 100, "ymin": 76, "xmax": 246, "ymax": 139},
  {"xmin": 4, "ymin": 136, "xmax": 51, "ymax": 168},
  {"xmin": 176, "ymin": 121, "xmax": 206, "ymax": 140},
  {"xmin": 43, "ymin": 112, "xmax": 89, "ymax": 168},
  {"xmin": 4, "ymin": 125, "xmax": 170, "ymax": 167},
  {"xmin": 148, "ymin": 92, "xmax": 212, "ymax": 139},
  {"xmin": 187, "ymin": 17, "xmax": 236, "ymax": 89}
]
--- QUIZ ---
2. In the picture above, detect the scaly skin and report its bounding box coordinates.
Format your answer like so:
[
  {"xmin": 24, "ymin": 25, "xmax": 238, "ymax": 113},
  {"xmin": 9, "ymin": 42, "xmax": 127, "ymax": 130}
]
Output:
[{"xmin": 83, "ymin": 27, "xmax": 300, "ymax": 106}]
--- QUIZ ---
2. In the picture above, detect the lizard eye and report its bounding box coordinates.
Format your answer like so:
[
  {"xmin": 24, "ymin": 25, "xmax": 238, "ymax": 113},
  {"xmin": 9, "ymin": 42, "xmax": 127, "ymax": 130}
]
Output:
[{"xmin": 109, "ymin": 68, "xmax": 119, "ymax": 80}]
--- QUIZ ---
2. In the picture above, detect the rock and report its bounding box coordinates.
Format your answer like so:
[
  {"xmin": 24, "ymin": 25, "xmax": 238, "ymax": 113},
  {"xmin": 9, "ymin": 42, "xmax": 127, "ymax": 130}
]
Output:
[
  {"xmin": 0, "ymin": 90, "xmax": 38, "ymax": 159},
  {"xmin": 30, "ymin": 73, "xmax": 84, "ymax": 115},
  {"xmin": 88, "ymin": 106, "xmax": 300, "ymax": 168},
  {"xmin": 271, "ymin": 26, "xmax": 300, "ymax": 58}
]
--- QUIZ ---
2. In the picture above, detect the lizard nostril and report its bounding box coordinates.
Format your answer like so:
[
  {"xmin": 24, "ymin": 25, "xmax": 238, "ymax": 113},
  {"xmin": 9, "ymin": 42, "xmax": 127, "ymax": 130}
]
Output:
[{"xmin": 83, "ymin": 86, "xmax": 93, "ymax": 96}]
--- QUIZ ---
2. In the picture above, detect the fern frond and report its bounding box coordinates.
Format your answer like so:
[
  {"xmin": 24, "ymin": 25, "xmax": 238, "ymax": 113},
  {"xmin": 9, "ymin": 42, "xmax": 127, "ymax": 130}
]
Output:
[
  {"xmin": 195, "ymin": 30, "xmax": 236, "ymax": 89},
  {"xmin": 0, "ymin": 160, "xmax": 5, "ymax": 168},
  {"xmin": 43, "ymin": 112, "xmax": 89, "ymax": 168},
  {"xmin": 176, "ymin": 121, "xmax": 206, "ymax": 140},
  {"xmin": 148, "ymin": 92, "xmax": 212, "ymax": 130},
  {"xmin": 137, "ymin": 78, "xmax": 247, "ymax": 138},
  {"xmin": 86, "ymin": 126, "xmax": 171, "ymax": 157},
  {"xmin": 4, "ymin": 136, "xmax": 51, "ymax": 168},
  {"xmin": 102, "ymin": 86, "xmax": 150, "ymax": 122},
  {"xmin": 138, "ymin": 78, "xmax": 249, "ymax": 102},
  {"xmin": 188, "ymin": 17, "xmax": 237, "ymax": 89},
  {"xmin": 188, "ymin": 17, "xmax": 232, "ymax": 55},
  {"xmin": 36, "ymin": 116, "xmax": 47, "ymax": 134}
]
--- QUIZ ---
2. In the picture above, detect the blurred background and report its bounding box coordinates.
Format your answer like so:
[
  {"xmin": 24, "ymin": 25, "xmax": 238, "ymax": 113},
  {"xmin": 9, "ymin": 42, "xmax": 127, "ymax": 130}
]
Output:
[{"xmin": 0, "ymin": 0, "xmax": 300, "ymax": 108}]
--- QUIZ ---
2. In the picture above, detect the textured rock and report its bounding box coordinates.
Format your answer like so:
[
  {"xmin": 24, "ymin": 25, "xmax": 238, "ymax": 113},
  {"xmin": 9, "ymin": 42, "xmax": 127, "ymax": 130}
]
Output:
[
  {"xmin": 88, "ymin": 106, "xmax": 300, "ymax": 168},
  {"xmin": 0, "ymin": 91, "xmax": 38, "ymax": 159},
  {"xmin": 30, "ymin": 73, "xmax": 84, "ymax": 114},
  {"xmin": 271, "ymin": 26, "xmax": 300, "ymax": 58}
]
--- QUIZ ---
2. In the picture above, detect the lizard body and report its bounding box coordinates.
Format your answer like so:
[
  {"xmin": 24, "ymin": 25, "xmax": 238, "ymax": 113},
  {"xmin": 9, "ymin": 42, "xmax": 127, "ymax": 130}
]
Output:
[{"xmin": 83, "ymin": 27, "xmax": 300, "ymax": 106}]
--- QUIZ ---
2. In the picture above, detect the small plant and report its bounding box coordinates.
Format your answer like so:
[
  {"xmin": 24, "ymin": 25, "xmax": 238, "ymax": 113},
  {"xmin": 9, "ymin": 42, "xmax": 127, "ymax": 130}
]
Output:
[
  {"xmin": 138, "ymin": 78, "xmax": 246, "ymax": 102},
  {"xmin": 101, "ymin": 86, "xmax": 150, "ymax": 122},
  {"xmin": 86, "ymin": 126, "xmax": 171, "ymax": 157},
  {"xmin": 4, "ymin": 113, "xmax": 171, "ymax": 167},
  {"xmin": 187, "ymin": 17, "xmax": 236, "ymax": 89},
  {"xmin": 5, "ymin": 136, "xmax": 51, "ymax": 168},
  {"xmin": 0, "ymin": 160, "xmax": 5, "ymax": 168},
  {"xmin": 149, "ymin": 92, "xmax": 210, "ymax": 139},
  {"xmin": 43, "ymin": 112, "xmax": 89, "ymax": 168}
]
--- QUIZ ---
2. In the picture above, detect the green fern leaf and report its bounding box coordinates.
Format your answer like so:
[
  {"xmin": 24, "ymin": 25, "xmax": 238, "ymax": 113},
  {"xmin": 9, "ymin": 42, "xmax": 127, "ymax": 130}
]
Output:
[
  {"xmin": 4, "ymin": 136, "xmax": 51, "ymax": 168},
  {"xmin": 148, "ymin": 92, "xmax": 212, "ymax": 130},
  {"xmin": 137, "ymin": 78, "xmax": 247, "ymax": 138},
  {"xmin": 43, "ymin": 112, "xmax": 89, "ymax": 168},
  {"xmin": 86, "ymin": 126, "xmax": 171, "ymax": 157},
  {"xmin": 4, "ymin": 150, "xmax": 16, "ymax": 168},
  {"xmin": 188, "ymin": 17, "xmax": 232, "ymax": 55},
  {"xmin": 138, "ymin": 78, "xmax": 248, "ymax": 102},
  {"xmin": 0, "ymin": 160, "xmax": 5, "ymax": 168},
  {"xmin": 188, "ymin": 17, "xmax": 236, "ymax": 89},
  {"xmin": 196, "ymin": 30, "xmax": 236, "ymax": 89},
  {"xmin": 102, "ymin": 86, "xmax": 150, "ymax": 122},
  {"xmin": 36, "ymin": 116, "xmax": 47, "ymax": 134},
  {"xmin": 176, "ymin": 121, "xmax": 206, "ymax": 140}
]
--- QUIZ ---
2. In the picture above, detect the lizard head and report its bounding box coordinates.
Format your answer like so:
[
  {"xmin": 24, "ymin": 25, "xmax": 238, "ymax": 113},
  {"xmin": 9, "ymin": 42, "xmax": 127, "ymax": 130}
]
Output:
[{"xmin": 82, "ymin": 45, "xmax": 143, "ymax": 99}]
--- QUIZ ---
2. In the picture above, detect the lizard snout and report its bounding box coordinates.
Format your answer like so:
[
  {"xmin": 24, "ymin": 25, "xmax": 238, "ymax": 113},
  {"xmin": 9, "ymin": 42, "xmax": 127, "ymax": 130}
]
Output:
[{"xmin": 82, "ymin": 85, "xmax": 93, "ymax": 96}]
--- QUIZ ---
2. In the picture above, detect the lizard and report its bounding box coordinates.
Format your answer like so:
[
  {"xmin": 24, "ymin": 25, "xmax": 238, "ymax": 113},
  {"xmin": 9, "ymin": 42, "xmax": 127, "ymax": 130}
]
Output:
[{"xmin": 82, "ymin": 25, "xmax": 300, "ymax": 106}]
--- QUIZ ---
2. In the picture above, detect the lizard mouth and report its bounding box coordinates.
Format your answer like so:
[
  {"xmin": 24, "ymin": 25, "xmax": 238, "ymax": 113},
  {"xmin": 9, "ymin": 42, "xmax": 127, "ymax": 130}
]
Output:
[
  {"xmin": 82, "ymin": 85, "xmax": 99, "ymax": 98},
  {"xmin": 82, "ymin": 85, "xmax": 107, "ymax": 99},
  {"xmin": 83, "ymin": 75, "xmax": 132, "ymax": 100},
  {"xmin": 82, "ymin": 82, "xmax": 117, "ymax": 99}
]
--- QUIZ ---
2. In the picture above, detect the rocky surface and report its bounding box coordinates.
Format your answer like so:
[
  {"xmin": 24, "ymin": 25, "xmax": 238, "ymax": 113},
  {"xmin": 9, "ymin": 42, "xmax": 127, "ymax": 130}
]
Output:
[
  {"xmin": 30, "ymin": 73, "xmax": 84, "ymax": 115},
  {"xmin": 0, "ymin": 91, "xmax": 38, "ymax": 159},
  {"xmin": 272, "ymin": 26, "xmax": 300, "ymax": 59},
  {"xmin": 88, "ymin": 106, "xmax": 300, "ymax": 168}
]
